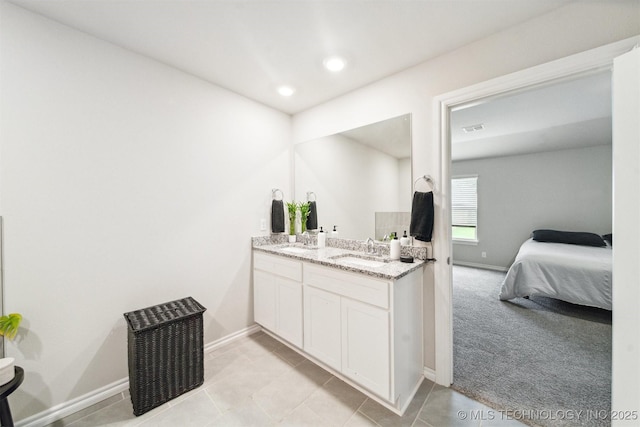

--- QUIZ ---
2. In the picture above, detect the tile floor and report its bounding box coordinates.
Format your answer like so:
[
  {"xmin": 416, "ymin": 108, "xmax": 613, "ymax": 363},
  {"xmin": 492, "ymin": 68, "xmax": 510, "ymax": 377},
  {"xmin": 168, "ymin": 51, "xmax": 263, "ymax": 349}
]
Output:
[{"xmin": 48, "ymin": 331, "xmax": 525, "ymax": 427}]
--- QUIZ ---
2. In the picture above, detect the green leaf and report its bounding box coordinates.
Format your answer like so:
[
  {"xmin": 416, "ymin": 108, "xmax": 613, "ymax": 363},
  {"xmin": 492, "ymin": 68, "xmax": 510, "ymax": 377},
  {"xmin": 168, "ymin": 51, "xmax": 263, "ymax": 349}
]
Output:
[
  {"xmin": 0, "ymin": 313, "xmax": 22, "ymax": 340},
  {"xmin": 299, "ymin": 202, "xmax": 311, "ymax": 218},
  {"xmin": 286, "ymin": 201, "xmax": 298, "ymax": 216}
]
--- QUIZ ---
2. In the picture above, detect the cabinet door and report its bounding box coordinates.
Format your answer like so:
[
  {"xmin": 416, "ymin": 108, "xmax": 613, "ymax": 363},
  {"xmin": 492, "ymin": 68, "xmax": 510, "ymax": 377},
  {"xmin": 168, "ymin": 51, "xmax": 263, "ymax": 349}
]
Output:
[
  {"xmin": 276, "ymin": 276, "xmax": 303, "ymax": 348},
  {"xmin": 341, "ymin": 298, "xmax": 390, "ymax": 400},
  {"xmin": 254, "ymin": 270, "xmax": 277, "ymax": 332},
  {"xmin": 304, "ymin": 286, "xmax": 342, "ymax": 371}
]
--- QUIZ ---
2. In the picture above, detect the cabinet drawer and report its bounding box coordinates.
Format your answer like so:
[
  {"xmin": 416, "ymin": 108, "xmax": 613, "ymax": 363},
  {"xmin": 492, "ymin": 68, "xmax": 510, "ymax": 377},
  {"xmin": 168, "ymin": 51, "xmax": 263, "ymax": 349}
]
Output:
[
  {"xmin": 304, "ymin": 264, "xmax": 389, "ymax": 309},
  {"xmin": 254, "ymin": 252, "xmax": 302, "ymax": 282}
]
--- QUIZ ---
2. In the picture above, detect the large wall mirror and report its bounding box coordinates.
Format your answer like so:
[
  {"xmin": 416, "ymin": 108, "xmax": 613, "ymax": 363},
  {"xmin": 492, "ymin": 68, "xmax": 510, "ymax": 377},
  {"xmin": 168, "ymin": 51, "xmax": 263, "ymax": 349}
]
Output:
[{"xmin": 294, "ymin": 114, "xmax": 412, "ymax": 241}]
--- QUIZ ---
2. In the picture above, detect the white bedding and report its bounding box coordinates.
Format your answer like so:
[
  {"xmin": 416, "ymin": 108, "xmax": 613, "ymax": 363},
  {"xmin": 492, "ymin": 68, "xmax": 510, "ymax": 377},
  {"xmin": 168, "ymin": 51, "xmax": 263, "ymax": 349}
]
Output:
[{"xmin": 499, "ymin": 238, "xmax": 612, "ymax": 310}]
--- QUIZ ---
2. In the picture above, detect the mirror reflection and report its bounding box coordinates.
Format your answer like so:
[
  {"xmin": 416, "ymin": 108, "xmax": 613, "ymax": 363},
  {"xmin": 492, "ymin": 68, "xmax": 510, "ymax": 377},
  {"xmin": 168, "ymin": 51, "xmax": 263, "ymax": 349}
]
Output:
[{"xmin": 294, "ymin": 114, "xmax": 412, "ymax": 241}]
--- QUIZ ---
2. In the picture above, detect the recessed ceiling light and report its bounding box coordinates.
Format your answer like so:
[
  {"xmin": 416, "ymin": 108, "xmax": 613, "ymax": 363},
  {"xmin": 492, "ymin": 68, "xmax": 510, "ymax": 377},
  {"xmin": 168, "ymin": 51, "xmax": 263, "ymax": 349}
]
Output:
[
  {"xmin": 277, "ymin": 86, "xmax": 295, "ymax": 97},
  {"xmin": 323, "ymin": 56, "xmax": 346, "ymax": 72}
]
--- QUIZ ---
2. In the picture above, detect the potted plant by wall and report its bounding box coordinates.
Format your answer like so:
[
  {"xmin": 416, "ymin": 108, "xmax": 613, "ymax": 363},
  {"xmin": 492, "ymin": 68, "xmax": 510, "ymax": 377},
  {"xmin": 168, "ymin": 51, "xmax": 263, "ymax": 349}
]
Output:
[
  {"xmin": 0, "ymin": 313, "xmax": 22, "ymax": 386},
  {"xmin": 0, "ymin": 313, "xmax": 22, "ymax": 341},
  {"xmin": 286, "ymin": 201, "xmax": 298, "ymax": 242}
]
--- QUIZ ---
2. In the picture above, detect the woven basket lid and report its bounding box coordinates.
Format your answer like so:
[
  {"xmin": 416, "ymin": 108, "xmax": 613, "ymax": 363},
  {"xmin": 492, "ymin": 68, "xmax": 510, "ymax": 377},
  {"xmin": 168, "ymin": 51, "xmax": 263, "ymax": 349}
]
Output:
[{"xmin": 124, "ymin": 296, "xmax": 206, "ymax": 332}]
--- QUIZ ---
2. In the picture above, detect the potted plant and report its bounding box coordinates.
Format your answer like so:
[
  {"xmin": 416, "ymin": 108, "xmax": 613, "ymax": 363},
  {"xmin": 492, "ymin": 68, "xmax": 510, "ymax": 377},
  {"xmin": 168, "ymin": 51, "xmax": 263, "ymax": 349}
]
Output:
[
  {"xmin": 0, "ymin": 313, "xmax": 22, "ymax": 340},
  {"xmin": 286, "ymin": 201, "xmax": 298, "ymax": 242},
  {"xmin": 299, "ymin": 202, "xmax": 311, "ymax": 233},
  {"xmin": 0, "ymin": 313, "xmax": 22, "ymax": 385}
]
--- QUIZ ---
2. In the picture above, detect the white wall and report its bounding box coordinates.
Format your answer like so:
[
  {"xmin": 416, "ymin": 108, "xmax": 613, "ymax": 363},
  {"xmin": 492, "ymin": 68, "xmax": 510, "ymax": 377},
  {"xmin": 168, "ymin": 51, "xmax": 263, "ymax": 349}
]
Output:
[
  {"xmin": 295, "ymin": 134, "xmax": 400, "ymax": 239},
  {"xmin": 0, "ymin": 2, "xmax": 290, "ymax": 421},
  {"xmin": 611, "ymin": 47, "xmax": 640, "ymax": 426},
  {"xmin": 452, "ymin": 145, "xmax": 613, "ymax": 268},
  {"xmin": 292, "ymin": 2, "xmax": 640, "ymax": 370}
]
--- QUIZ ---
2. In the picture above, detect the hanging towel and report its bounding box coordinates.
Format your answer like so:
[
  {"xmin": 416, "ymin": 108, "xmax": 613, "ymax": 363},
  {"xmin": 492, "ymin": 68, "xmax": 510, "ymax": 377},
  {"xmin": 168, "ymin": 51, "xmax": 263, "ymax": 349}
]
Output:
[
  {"xmin": 271, "ymin": 199, "xmax": 285, "ymax": 233},
  {"xmin": 306, "ymin": 201, "xmax": 318, "ymax": 230},
  {"xmin": 410, "ymin": 191, "xmax": 434, "ymax": 242}
]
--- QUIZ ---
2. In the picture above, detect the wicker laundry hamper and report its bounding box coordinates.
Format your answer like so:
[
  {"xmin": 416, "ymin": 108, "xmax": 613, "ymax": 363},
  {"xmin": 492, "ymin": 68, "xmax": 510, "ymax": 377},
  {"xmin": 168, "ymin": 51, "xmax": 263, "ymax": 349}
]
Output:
[{"xmin": 123, "ymin": 296, "xmax": 206, "ymax": 416}]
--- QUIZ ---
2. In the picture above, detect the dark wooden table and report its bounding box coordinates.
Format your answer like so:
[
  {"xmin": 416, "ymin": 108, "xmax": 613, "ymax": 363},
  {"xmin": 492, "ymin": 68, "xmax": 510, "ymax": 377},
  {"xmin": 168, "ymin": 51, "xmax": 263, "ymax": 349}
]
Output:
[{"xmin": 0, "ymin": 367, "xmax": 23, "ymax": 427}]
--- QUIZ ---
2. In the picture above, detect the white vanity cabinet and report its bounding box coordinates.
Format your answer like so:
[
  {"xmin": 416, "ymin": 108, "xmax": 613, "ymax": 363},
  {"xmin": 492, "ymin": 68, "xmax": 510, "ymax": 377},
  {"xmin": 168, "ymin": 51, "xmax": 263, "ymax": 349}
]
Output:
[
  {"xmin": 303, "ymin": 263, "xmax": 423, "ymax": 412},
  {"xmin": 252, "ymin": 247, "xmax": 423, "ymax": 415},
  {"xmin": 253, "ymin": 252, "xmax": 303, "ymax": 348}
]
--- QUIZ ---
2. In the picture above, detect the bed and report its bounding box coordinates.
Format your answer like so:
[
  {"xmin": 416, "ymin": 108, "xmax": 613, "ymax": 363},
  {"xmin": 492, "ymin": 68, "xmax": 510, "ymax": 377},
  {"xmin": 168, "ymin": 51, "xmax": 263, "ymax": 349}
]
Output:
[{"xmin": 499, "ymin": 233, "xmax": 612, "ymax": 310}]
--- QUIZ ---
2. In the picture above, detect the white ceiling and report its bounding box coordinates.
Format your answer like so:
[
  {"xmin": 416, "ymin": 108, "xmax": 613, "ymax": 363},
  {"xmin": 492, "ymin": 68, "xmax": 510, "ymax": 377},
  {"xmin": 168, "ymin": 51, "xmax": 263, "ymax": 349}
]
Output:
[
  {"xmin": 451, "ymin": 71, "xmax": 612, "ymax": 161},
  {"xmin": 10, "ymin": 0, "xmax": 610, "ymax": 161},
  {"xmin": 8, "ymin": 0, "xmax": 572, "ymax": 115}
]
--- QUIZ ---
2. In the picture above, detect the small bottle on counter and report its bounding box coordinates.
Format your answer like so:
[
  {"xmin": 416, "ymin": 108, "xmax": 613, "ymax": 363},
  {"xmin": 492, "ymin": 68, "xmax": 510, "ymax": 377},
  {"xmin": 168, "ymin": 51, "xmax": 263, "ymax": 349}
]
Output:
[
  {"xmin": 317, "ymin": 226, "xmax": 326, "ymax": 248},
  {"xmin": 400, "ymin": 230, "xmax": 410, "ymax": 246},
  {"xmin": 390, "ymin": 232, "xmax": 401, "ymax": 260},
  {"xmin": 330, "ymin": 225, "xmax": 339, "ymax": 238}
]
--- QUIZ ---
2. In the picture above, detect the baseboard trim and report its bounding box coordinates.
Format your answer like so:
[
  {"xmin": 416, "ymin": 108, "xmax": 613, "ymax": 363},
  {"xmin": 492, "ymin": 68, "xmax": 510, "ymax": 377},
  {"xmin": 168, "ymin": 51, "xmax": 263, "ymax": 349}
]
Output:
[
  {"xmin": 16, "ymin": 324, "xmax": 262, "ymax": 427},
  {"xmin": 16, "ymin": 379, "xmax": 130, "ymax": 427},
  {"xmin": 423, "ymin": 366, "xmax": 436, "ymax": 382},
  {"xmin": 453, "ymin": 261, "xmax": 508, "ymax": 272},
  {"xmin": 203, "ymin": 324, "xmax": 262, "ymax": 353}
]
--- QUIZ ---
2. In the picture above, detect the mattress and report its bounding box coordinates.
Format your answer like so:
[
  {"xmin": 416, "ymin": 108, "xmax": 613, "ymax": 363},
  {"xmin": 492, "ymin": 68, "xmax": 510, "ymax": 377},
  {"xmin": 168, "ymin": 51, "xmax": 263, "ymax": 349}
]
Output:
[{"xmin": 499, "ymin": 238, "xmax": 612, "ymax": 310}]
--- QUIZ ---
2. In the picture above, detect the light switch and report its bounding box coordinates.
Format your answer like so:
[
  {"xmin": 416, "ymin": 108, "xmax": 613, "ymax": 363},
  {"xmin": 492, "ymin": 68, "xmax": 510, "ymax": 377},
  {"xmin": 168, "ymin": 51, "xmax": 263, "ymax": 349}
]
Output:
[{"xmin": 260, "ymin": 219, "xmax": 267, "ymax": 231}]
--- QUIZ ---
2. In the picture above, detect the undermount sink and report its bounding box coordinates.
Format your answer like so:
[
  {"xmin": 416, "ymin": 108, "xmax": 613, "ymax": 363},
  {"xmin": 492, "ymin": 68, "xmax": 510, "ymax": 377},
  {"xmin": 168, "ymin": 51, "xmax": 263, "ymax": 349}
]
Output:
[
  {"xmin": 277, "ymin": 245, "xmax": 317, "ymax": 254},
  {"xmin": 330, "ymin": 254, "xmax": 390, "ymax": 269}
]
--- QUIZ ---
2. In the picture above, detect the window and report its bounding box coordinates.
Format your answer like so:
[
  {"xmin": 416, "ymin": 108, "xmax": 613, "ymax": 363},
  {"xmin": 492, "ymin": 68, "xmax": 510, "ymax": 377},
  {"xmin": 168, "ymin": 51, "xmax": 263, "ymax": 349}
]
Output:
[{"xmin": 452, "ymin": 176, "xmax": 478, "ymax": 241}]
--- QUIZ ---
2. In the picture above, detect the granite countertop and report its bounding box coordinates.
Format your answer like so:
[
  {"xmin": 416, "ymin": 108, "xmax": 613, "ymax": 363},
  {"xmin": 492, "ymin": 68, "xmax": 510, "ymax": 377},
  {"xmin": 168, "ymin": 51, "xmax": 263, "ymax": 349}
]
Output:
[{"xmin": 252, "ymin": 240, "xmax": 425, "ymax": 280}]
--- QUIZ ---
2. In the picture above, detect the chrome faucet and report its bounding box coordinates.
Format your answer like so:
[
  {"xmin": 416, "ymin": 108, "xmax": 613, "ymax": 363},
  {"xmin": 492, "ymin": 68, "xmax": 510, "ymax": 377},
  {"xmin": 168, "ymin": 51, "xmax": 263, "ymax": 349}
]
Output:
[
  {"xmin": 301, "ymin": 231, "xmax": 310, "ymax": 246},
  {"xmin": 365, "ymin": 237, "xmax": 374, "ymax": 254}
]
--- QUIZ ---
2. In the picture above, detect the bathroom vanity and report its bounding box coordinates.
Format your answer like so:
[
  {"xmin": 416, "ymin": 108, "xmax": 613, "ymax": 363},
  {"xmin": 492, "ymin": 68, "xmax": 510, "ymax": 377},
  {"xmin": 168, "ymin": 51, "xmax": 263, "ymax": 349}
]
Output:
[{"xmin": 252, "ymin": 238, "xmax": 424, "ymax": 415}]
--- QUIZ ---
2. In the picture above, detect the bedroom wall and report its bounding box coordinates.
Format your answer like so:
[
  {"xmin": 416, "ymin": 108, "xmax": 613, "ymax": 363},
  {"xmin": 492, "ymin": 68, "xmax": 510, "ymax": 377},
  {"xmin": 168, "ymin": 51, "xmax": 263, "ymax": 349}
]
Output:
[
  {"xmin": 292, "ymin": 2, "xmax": 638, "ymax": 371},
  {"xmin": 452, "ymin": 145, "xmax": 612, "ymax": 269},
  {"xmin": 0, "ymin": 2, "xmax": 290, "ymax": 422}
]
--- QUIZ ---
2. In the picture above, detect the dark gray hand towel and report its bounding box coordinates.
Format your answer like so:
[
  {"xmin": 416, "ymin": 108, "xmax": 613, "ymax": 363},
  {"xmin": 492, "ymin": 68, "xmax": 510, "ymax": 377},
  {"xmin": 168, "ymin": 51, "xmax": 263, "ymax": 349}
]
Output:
[
  {"xmin": 306, "ymin": 201, "xmax": 318, "ymax": 230},
  {"xmin": 271, "ymin": 199, "xmax": 285, "ymax": 233},
  {"xmin": 410, "ymin": 191, "xmax": 434, "ymax": 242}
]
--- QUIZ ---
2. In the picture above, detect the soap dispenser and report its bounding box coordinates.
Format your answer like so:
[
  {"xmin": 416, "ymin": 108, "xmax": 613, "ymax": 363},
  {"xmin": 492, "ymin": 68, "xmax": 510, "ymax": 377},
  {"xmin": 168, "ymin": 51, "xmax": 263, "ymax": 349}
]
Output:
[
  {"xmin": 330, "ymin": 225, "xmax": 339, "ymax": 238},
  {"xmin": 400, "ymin": 230, "xmax": 410, "ymax": 246},
  {"xmin": 317, "ymin": 226, "xmax": 326, "ymax": 248},
  {"xmin": 390, "ymin": 232, "xmax": 401, "ymax": 260}
]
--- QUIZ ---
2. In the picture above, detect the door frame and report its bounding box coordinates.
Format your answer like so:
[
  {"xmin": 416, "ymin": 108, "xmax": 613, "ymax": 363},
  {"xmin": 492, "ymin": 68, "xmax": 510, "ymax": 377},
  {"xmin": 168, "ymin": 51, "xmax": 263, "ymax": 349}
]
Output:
[
  {"xmin": 433, "ymin": 36, "xmax": 640, "ymax": 387},
  {"xmin": 611, "ymin": 47, "xmax": 640, "ymax": 422}
]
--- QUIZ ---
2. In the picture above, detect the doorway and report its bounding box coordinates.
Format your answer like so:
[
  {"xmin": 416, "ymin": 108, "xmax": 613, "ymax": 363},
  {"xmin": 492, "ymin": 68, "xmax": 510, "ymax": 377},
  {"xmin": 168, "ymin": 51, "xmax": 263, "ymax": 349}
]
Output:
[
  {"xmin": 432, "ymin": 37, "xmax": 639, "ymax": 390},
  {"xmin": 447, "ymin": 71, "xmax": 613, "ymax": 421}
]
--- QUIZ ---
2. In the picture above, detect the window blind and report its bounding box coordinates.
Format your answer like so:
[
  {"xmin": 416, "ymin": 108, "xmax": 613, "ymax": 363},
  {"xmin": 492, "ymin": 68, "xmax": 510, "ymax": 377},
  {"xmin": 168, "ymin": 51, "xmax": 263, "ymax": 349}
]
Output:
[{"xmin": 452, "ymin": 176, "xmax": 477, "ymax": 227}]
